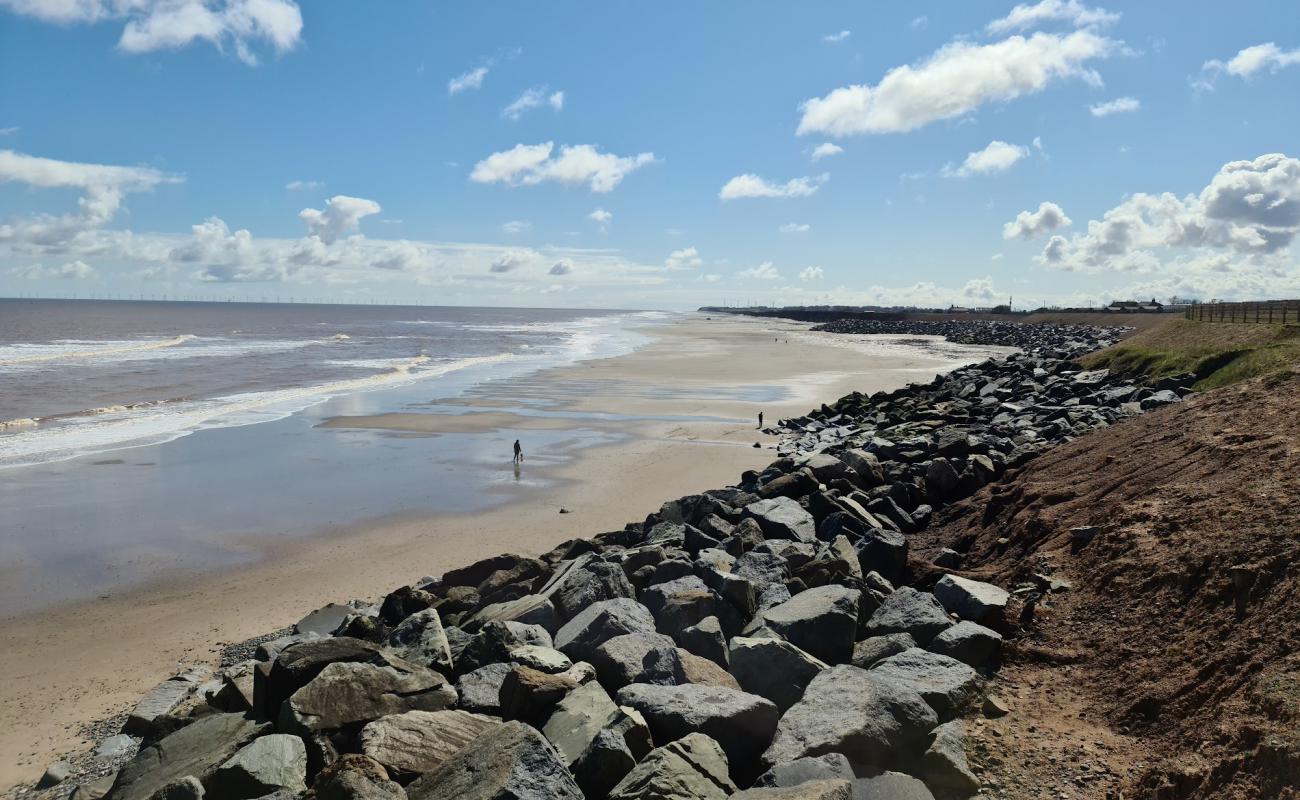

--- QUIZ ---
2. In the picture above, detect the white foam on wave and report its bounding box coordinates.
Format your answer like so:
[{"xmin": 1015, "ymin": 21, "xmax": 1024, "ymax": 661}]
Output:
[
  {"xmin": 0, "ymin": 353, "xmax": 513, "ymax": 469},
  {"xmin": 0, "ymin": 334, "xmax": 197, "ymax": 365},
  {"xmin": 0, "ymin": 335, "xmax": 322, "ymax": 374}
]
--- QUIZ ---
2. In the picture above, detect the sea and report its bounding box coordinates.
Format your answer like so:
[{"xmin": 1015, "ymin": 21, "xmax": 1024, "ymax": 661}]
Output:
[{"xmin": 0, "ymin": 299, "xmax": 663, "ymax": 614}]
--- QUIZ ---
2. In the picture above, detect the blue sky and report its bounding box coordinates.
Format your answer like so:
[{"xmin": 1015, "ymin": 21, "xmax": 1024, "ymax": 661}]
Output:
[{"xmin": 1, "ymin": 1, "xmax": 1298, "ymax": 309}]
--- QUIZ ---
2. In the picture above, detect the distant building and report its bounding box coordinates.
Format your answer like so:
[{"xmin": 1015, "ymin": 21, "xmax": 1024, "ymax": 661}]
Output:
[{"xmin": 1106, "ymin": 298, "xmax": 1164, "ymax": 313}]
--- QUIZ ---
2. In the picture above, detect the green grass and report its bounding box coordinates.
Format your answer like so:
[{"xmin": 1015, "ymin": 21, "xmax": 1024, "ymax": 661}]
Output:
[{"xmin": 1082, "ymin": 319, "xmax": 1300, "ymax": 390}]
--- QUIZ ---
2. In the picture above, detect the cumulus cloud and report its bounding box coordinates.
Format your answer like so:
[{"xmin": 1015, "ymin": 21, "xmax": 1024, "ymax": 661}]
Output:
[
  {"xmin": 823, "ymin": 30, "xmax": 850, "ymax": 43},
  {"xmin": 737, "ymin": 262, "xmax": 780, "ymax": 281},
  {"xmin": 719, "ymin": 173, "xmax": 827, "ymax": 200},
  {"xmin": 779, "ymin": 223, "xmax": 811, "ymax": 233},
  {"xmin": 502, "ymin": 87, "xmax": 565, "ymax": 120},
  {"xmin": 1200, "ymin": 42, "xmax": 1300, "ymax": 89},
  {"xmin": 470, "ymin": 142, "xmax": 656, "ymax": 193},
  {"xmin": 489, "ymin": 250, "xmax": 533, "ymax": 274},
  {"xmin": 298, "ymin": 195, "xmax": 382, "ymax": 244},
  {"xmin": 11, "ymin": 259, "xmax": 96, "ymax": 280},
  {"xmin": 588, "ymin": 208, "xmax": 612, "ymax": 225},
  {"xmin": 0, "ymin": 0, "xmax": 305, "ymax": 65},
  {"xmin": 810, "ymin": 143, "xmax": 843, "ymax": 162},
  {"xmin": 911, "ymin": 16, "xmax": 928, "ymax": 29},
  {"xmin": 665, "ymin": 246, "xmax": 702, "ymax": 270},
  {"xmin": 799, "ymin": 265, "xmax": 824, "ymax": 281},
  {"xmin": 1089, "ymin": 96, "xmax": 1139, "ymax": 116},
  {"xmin": 986, "ymin": 0, "xmax": 1119, "ymax": 35},
  {"xmin": 797, "ymin": 30, "xmax": 1115, "ymax": 137},
  {"xmin": 500, "ymin": 220, "xmax": 531, "ymax": 234},
  {"xmin": 1003, "ymin": 201, "xmax": 1073, "ymax": 239},
  {"xmin": 1038, "ymin": 153, "xmax": 1300, "ymax": 271},
  {"xmin": 0, "ymin": 126, "xmax": 19, "ymax": 136},
  {"xmin": 169, "ymin": 216, "xmax": 255, "ymax": 264},
  {"xmin": 448, "ymin": 65, "xmax": 488, "ymax": 94},
  {"xmin": 942, "ymin": 140, "xmax": 1029, "ymax": 178},
  {"xmin": 548, "ymin": 258, "xmax": 573, "ymax": 276}
]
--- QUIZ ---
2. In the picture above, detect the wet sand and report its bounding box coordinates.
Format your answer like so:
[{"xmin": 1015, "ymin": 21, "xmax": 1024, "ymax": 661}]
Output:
[{"xmin": 0, "ymin": 314, "xmax": 1006, "ymax": 789}]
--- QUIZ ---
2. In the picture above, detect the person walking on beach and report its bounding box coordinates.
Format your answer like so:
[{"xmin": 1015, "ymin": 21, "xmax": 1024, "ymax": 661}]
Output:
[
  {"xmin": 757, "ymin": 411, "xmax": 764, "ymax": 429},
  {"xmin": 513, "ymin": 439, "xmax": 523, "ymax": 464}
]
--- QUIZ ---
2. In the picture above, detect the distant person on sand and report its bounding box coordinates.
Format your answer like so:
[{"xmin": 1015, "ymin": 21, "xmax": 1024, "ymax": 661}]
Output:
[
  {"xmin": 513, "ymin": 439, "xmax": 523, "ymax": 464},
  {"xmin": 757, "ymin": 411, "xmax": 764, "ymax": 429}
]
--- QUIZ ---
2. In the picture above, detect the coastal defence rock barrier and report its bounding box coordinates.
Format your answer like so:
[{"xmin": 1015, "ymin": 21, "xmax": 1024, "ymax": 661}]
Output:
[{"xmin": 42, "ymin": 320, "xmax": 1193, "ymax": 800}]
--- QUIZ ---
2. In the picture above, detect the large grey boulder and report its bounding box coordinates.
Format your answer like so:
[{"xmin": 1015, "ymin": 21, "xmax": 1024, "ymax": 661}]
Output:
[
  {"xmin": 123, "ymin": 669, "xmax": 207, "ymax": 735},
  {"xmin": 282, "ymin": 658, "xmax": 457, "ymax": 734},
  {"xmin": 641, "ymin": 575, "xmax": 721, "ymax": 633},
  {"xmin": 105, "ymin": 713, "xmax": 270, "ymax": 800},
  {"xmin": 762, "ymin": 665, "xmax": 936, "ymax": 769},
  {"xmin": 552, "ymin": 560, "xmax": 636, "ymax": 621},
  {"xmin": 508, "ymin": 645, "xmax": 572, "ymax": 674},
  {"xmin": 748, "ymin": 586, "xmax": 860, "ymax": 664},
  {"xmin": 209, "ymin": 734, "xmax": 307, "ymax": 799},
  {"xmin": 744, "ymin": 497, "xmax": 817, "ymax": 543},
  {"xmin": 554, "ymin": 598, "xmax": 657, "ymax": 662},
  {"xmin": 607, "ymin": 733, "xmax": 737, "ymax": 800},
  {"xmin": 542, "ymin": 682, "xmax": 649, "ymax": 797},
  {"xmin": 863, "ymin": 587, "xmax": 952, "ymax": 645},
  {"xmin": 927, "ymin": 620, "xmax": 1003, "ymax": 669},
  {"xmin": 455, "ymin": 662, "xmax": 511, "ymax": 714},
  {"xmin": 617, "ymin": 684, "xmax": 778, "ymax": 778},
  {"xmin": 851, "ymin": 633, "xmax": 917, "ymax": 669},
  {"xmin": 359, "ymin": 710, "xmax": 500, "ymax": 776},
  {"xmin": 918, "ymin": 720, "xmax": 980, "ymax": 794},
  {"xmin": 728, "ymin": 637, "xmax": 827, "ymax": 712},
  {"xmin": 849, "ymin": 772, "xmax": 936, "ymax": 800},
  {"xmin": 868, "ymin": 648, "xmax": 981, "ymax": 720},
  {"xmin": 466, "ymin": 593, "xmax": 561, "ymax": 634},
  {"xmin": 675, "ymin": 616, "xmax": 728, "ymax": 667},
  {"xmin": 311, "ymin": 754, "xmax": 405, "ymax": 800},
  {"xmin": 751, "ymin": 753, "xmax": 854, "ymax": 788},
  {"xmin": 458, "ymin": 620, "xmax": 553, "ymax": 674},
  {"xmin": 541, "ymin": 681, "xmax": 619, "ymax": 765},
  {"xmin": 854, "ymin": 527, "xmax": 908, "ymax": 585},
  {"xmin": 730, "ymin": 781, "xmax": 852, "ymax": 799},
  {"xmin": 933, "ymin": 575, "xmax": 1009, "ymax": 627},
  {"xmin": 260, "ymin": 637, "xmax": 382, "ymax": 719},
  {"xmin": 841, "ymin": 449, "xmax": 884, "ymax": 487},
  {"xmin": 386, "ymin": 608, "xmax": 453, "ymax": 674},
  {"xmin": 592, "ymin": 633, "xmax": 685, "ymax": 689},
  {"xmin": 406, "ymin": 721, "xmax": 582, "ymax": 800}
]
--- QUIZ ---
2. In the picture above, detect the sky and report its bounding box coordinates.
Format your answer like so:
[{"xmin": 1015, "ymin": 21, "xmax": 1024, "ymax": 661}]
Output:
[{"xmin": 0, "ymin": 0, "xmax": 1298, "ymax": 310}]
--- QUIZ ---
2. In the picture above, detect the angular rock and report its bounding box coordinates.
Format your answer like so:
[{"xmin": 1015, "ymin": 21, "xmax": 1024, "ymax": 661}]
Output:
[
  {"xmin": 851, "ymin": 633, "xmax": 917, "ymax": 669},
  {"xmin": 123, "ymin": 672, "xmax": 204, "ymax": 736},
  {"xmin": 919, "ymin": 720, "xmax": 979, "ymax": 795},
  {"xmin": 744, "ymin": 497, "xmax": 817, "ymax": 543},
  {"xmin": 295, "ymin": 602, "xmax": 358, "ymax": 637},
  {"xmin": 677, "ymin": 649, "xmax": 740, "ymax": 690},
  {"xmin": 310, "ymin": 754, "xmax": 404, "ymax": 800},
  {"xmin": 406, "ymin": 721, "xmax": 582, "ymax": 800},
  {"xmin": 497, "ymin": 664, "xmax": 578, "ymax": 724},
  {"xmin": 751, "ymin": 753, "xmax": 854, "ymax": 788},
  {"xmin": 748, "ymin": 585, "xmax": 860, "ymax": 664},
  {"xmin": 150, "ymin": 776, "xmax": 203, "ymax": 800},
  {"xmin": 863, "ymin": 587, "xmax": 952, "ymax": 645},
  {"xmin": 386, "ymin": 608, "xmax": 453, "ymax": 674},
  {"xmin": 730, "ymin": 780, "xmax": 852, "ymax": 799},
  {"xmin": 210, "ymin": 734, "xmax": 307, "ymax": 799},
  {"xmin": 675, "ymin": 615, "xmax": 728, "ymax": 666},
  {"xmin": 359, "ymin": 709, "xmax": 500, "ymax": 776},
  {"xmin": 554, "ymin": 598, "xmax": 657, "ymax": 663},
  {"xmin": 927, "ymin": 620, "xmax": 1003, "ymax": 669},
  {"xmin": 641, "ymin": 575, "xmax": 720, "ymax": 634},
  {"xmin": 37, "ymin": 761, "xmax": 71, "ymax": 789},
  {"xmin": 542, "ymin": 680, "xmax": 619, "ymax": 765},
  {"xmin": 728, "ymin": 637, "xmax": 827, "ymax": 713},
  {"xmin": 607, "ymin": 733, "xmax": 737, "ymax": 800},
  {"xmin": 466, "ymin": 594, "xmax": 560, "ymax": 634},
  {"xmin": 457, "ymin": 620, "xmax": 553, "ymax": 674},
  {"xmin": 849, "ymin": 772, "xmax": 936, "ymax": 800},
  {"xmin": 282, "ymin": 658, "xmax": 457, "ymax": 734},
  {"xmin": 508, "ymin": 644, "xmax": 572, "ymax": 673},
  {"xmin": 591, "ymin": 632, "xmax": 685, "ymax": 689},
  {"xmin": 841, "ymin": 449, "xmax": 884, "ymax": 487},
  {"xmin": 868, "ymin": 648, "xmax": 981, "ymax": 720},
  {"xmin": 379, "ymin": 585, "xmax": 436, "ymax": 626},
  {"xmin": 105, "ymin": 713, "xmax": 270, "ymax": 800},
  {"xmin": 552, "ymin": 560, "xmax": 636, "ymax": 621},
  {"xmin": 260, "ymin": 638, "xmax": 382, "ymax": 720},
  {"xmin": 616, "ymin": 683, "xmax": 778, "ymax": 778},
  {"xmin": 854, "ymin": 527, "xmax": 908, "ymax": 585},
  {"xmin": 455, "ymin": 662, "xmax": 511, "ymax": 714},
  {"xmin": 762, "ymin": 665, "xmax": 936, "ymax": 769},
  {"xmin": 933, "ymin": 574, "xmax": 1009, "ymax": 628}
]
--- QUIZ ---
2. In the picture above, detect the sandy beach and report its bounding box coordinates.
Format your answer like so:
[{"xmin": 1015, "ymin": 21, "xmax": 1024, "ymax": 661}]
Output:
[{"xmin": 0, "ymin": 314, "xmax": 1005, "ymax": 789}]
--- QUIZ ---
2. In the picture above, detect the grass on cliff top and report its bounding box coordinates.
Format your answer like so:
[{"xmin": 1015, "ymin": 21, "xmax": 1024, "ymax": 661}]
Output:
[{"xmin": 1082, "ymin": 318, "xmax": 1300, "ymax": 390}]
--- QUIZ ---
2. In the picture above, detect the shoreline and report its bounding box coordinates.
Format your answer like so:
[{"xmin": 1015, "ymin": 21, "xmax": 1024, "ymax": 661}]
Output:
[{"xmin": 0, "ymin": 314, "xmax": 1004, "ymax": 789}]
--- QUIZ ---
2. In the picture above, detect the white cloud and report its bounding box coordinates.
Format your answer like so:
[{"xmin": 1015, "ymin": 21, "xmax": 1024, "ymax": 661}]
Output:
[
  {"xmin": 549, "ymin": 258, "xmax": 573, "ymax": 276},
  {"xmin": 797, "ymin": 30, "xmax": 1115, "ymax": 137},
  {"xmin": 822, "ymin": 30, "xmax": 850, "ymax": 43},
  {"xmin": 489, "ymin": 250, "xmax": 533, "ymax": 274},
  {"xmin": 779, "ymin": 223, "xmax": 811, "ymax": 233},
  {"xmin": 985, "ymin": 0, "xmax": 1119, "ymax": 35},
  {"xmin": 737, "ymin": 262, "xmax": 780, "ymax": 281},
  {"xmin": 500, "ymin": 220, "xmax": 531, "ymax": 234},
  {"xmin": 910, "ymin": 16, "xmax": 928, "ymax": 29},
  {"xmin": 799, "ymin": 265, "xmax": 824, "ymax": 281},
  {"xmin": 991, "ymin": 252, "xmax": 1005, "ymax": 260},
  {"xmin": 503, "ymin": 87, "xmax": 565, "ymax": 120},
  {"xmin": 700, "ymin": 273, "xmax": 721, "ymax": 282},
  {"xmin": 1038, "ymin": 153, "xmax": 1300, "ymax": 271},
  {"xmin": 470, "ymin": 142, "xmax": 656, "ymax": 193},
  {"xmin": 0, "ymin": 126, "xmax": 18, "ymax": 136},
  {"xmin": 11, "ymin": 259, "xmax": 96, "ymax": 280},
  {"xmin": 810, "ymin": 143, "xmax": 843, "ymax": 162},
  {"xmin": 448, "ymin": 65, "xmax": 488, "ymax": 94},
  {"xmin": 588, "ymin": 208, "xmax": 612, "ymax": 225},
  {"xmin": 285, "ymin": 179, "xmax": 322, "ymax": 191},
  {"xmin": 942, "ymin": 140, "xmax": 1029, "ymax": 178},
  {"xmin": 1200, "ymin": 42, "xmax": 1300, "ymax": 88},
  {"xmin": 719, "ymin": 173, "xmax": 827, "ymax": 200},
  {"xmin": 298, "ymin": 195, "xmax": 382, "ymax": 244},
  {"xmin": 1032, "ymin": 136, "xmax": 1045, "ymax": 151},
  {"xmin": 1089, "ymin": 96, "xmax": 1139, "ymax": 116},
  {"xmin": 665, "ymin": 246, "xmax": 702, "ymax": 270},
  {"xmin": 1003, "ymin": 201, "xmax": 1072, "ymax": 239}
]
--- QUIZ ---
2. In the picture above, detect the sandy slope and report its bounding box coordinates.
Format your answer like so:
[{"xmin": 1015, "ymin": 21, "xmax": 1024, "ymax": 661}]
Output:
[{"xmin": 0, "ymin": 314, "xmax": 998, "ymax": 789}]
